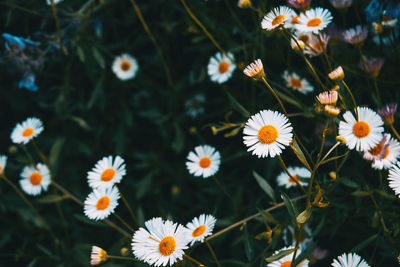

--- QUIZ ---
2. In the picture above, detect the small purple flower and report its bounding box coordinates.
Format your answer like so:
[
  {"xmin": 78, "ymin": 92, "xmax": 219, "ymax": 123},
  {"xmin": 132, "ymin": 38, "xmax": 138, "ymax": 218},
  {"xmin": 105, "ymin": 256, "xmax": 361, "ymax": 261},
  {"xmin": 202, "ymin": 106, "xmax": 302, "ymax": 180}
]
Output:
[
  {"xmin": 378, "ymin": 103, "xmax": 397, "ymax": 124},
  {"xmin": 311, "ymin": 246, "xmax": 328, "ymax": 260},
  {"xmin": 359, "ymin": 56, "xmax": 385, "ymax": 77},
  {"xmin": 18, "ymin": 72, "xmax": 38, "ymax": 91},
  {"xmin": 287, "ymin": 0, "xmax": 311, "ymax": 10},
  {"xmin": 343, "ymin": 25, "xmax": 368, "ymax": 45},
  {"xmin": 329, "ymin": 0, "xmax": 353, "ymax": 9},
  {"xmin": 2, "ymin": 33, "xmax": 39, "ymax": 50}
]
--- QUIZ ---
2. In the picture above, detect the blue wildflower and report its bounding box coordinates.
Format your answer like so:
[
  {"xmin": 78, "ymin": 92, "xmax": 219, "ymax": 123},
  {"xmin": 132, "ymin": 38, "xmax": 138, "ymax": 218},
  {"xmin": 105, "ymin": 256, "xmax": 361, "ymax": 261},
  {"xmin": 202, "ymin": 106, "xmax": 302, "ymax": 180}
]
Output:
[
  {"xmin": 365, "ymin": 0, "xmax": 384, "ymax": 22},
  {"xmin": 385, "ymin": 1, "xmax": 400, "ymax": 21},
  {"xmin": 2, "ymin": 33, "xmax": 39, "ymax": 50},
  {"xmin": 18, "ymin": 72, "xmax": 38, "ymax": 91}
]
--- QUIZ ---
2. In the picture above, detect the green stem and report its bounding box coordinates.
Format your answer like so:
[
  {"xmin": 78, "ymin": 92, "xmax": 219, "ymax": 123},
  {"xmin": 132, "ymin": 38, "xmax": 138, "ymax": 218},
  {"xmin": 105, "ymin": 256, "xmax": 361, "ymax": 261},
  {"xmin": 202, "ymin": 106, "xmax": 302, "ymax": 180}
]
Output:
[
  {"xmin": 341, "ymin": 80, "xmax": 359, "ymax": 120},
  {"xmin": 31, "ymin": 140, "xmax": 48, "ymax": 165},
  {"xmin": 183, "ymin": 254, "xmax": 205, "ymax": 266},
  {"xmin": 277, "ymin": 155, "xmax": 306, "ymax": 193},
  {"xmin": 107, "ymin": 255, "xmax": 140, "ymax": 262},
  {"xmin": 117, "ymin": 186, "xmax": 139, "ymax": 227},
  {"xmin": 205, "ymin": 240, "xmax": 221, "ymax": 267},
  {"xmin": 49, "ymin": 0, "xmax": 64, "ymax": 53},
  {"xmin": 390, "ymin": 124, "xmax": 400, "ymax": 141}
]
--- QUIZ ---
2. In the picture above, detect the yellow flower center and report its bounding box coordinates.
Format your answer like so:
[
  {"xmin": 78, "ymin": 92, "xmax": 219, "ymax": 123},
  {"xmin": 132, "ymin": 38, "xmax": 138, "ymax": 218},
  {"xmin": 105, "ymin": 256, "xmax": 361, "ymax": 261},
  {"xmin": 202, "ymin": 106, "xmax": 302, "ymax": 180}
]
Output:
[
  {"xmin": 383, "ymin": 148, "xmax": 390, "ymax": 159},
  {"xmin": 352, "ymin": 121, "xmax": 370, "ymax": 138},
  {"xmin": 120, "ymin": 61, "xmax": 131, "ymax": 71},
  {"xmin": 281, "ymin": 261, "xmax": 292, "ymax": 267},
  {"xmin": 290, "ymin": 78, "xmax": 302, "ymax": 88},
  {"xmin": 258, "ymin": 125, "xmax": 278, "ymax": 144},
  {"xmin": 272, "ymin": 15, "xmax": 285, "ymax": 26},
  {"xmin": 22, "ymin": 128, "xmax": 34, "ymax": 137},
  {"xmin": 96, "ymin": 196, "xmax": 110, "ymax": 210},
  {"xmin": 218, "ymin": 61, "xmax": 229, "ymax": 74},
  {"xmin": 192, "ymin": 225, "xmax": 206, "ymax": 237},
  {"xmin": 158, "ymin": 236, "xmax": 176, "ymax": 256},
  {"xmin": 291, "ymin": 15, "xmax": 300, "ymax": 24},
  {"xmin": 289, "ymin": 175, "xmax": 299, "ymax": 184},
  {"xmin": 199, "ymin": 157, "xmax": 211, "ymax": 168},
  {"xmin": 29, "ymin": 172, "xmax": 42, "ymax": 185},
  {"xmin": 0, "ymin": 166, "xmax": 2, "ymax": 172},
  {"xmin": 101, "ymin": 168, "xmax": 116, "ymax": 182},
  {"xmin": 307, "ymin": 18, "xmax": 322, "ymax": 27},
  {"xmin": 368, "ymin": 142, "xmax": 384, "ymax": 156}
]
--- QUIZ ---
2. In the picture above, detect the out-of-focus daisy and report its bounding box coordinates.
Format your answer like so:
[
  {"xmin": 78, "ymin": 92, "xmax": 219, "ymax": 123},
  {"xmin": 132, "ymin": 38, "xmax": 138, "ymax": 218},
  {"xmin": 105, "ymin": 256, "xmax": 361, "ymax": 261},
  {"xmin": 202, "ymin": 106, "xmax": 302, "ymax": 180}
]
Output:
[
  {"xmin": 87, "ymin": 156, "xmax": 126, "ymax": 190},
  {"xmin": 377, "ymin": 103, "xmax": 397, "ymax": 125},
  {"xmin": 207, "ymin": 52, "xmax": 236, "ymax": 84},
  {"xmin": 338, "ymin": 107, "xmax": 384, "ymax": 151},
  {"xmin": 316, "ymin": 91, "xmax": 338, "ymax": 106},
  {"xmin": 277, "ymin": 166, "xmax": 310, "ymax": 189},
  {"xmin": 186, "ymin": 214, "xmax": 216, "ymax": 245},
  {"xmin": 287, "ymin": 0, "xmax": 311, "ymax": 10},
  {"xmin": 243, "ymin": 59, "xmax": 264, "ymax": 80},
  {"xmin": 296, "ymin": 7, "xmax": 333, "ymax": 33},
  {"xmin": 112, "ymin": 54, "xmax": 139, "ymax": 81},
  {"xmin": 267, "ymin": 246, "xmax": 309, "ymax": 267},
  {"xmin": 20, "ymin": 163, "xmax": 51, "ymax": 196},
  {"xmin": 331, "ymin": 253, "xmax": 370, "ymax": 267},
  {"xmin": 0, "ymin": 155, "xmax": 7, "ymax": 175},
  {"xmin": 261, "ymin": 6, "xmax": 296, "ymax": 31},
  {"xmin": 282, "ymin": 70, "xmax": 313, "ymax": 94},
  {"xmin": 186, "ymin": 145, "xmax": 220, "ymax": 178},
  {"xmin": 328, "ymin": 66, "xmax": 345, "ymax": 81},
  {"xmin": 84, "ymin": 186, "xmax": 120, "ymax": 220},
  {"xmin": 237, "ymin": 0, "xmax": 251, "ymax": 8},
  {"xmin": 91, "ymin": 246, "xmax": 108, "ymax": 265},
  {"xmin": 368, "ymin": 134, "xmax": 400, "ymax": 170},
  {"xmin": 359, "ymin": 56, "xmax": 385, "ymax": 78},
  {"xmin": 11, "ymin": 117, "xmax": 44, "ymax": 144},
  {"xmin": 304, "ymin": 33, "xmax": 330, "ymax": 57},
  {"xmin": 290, "ymin": 31, "xmax": 313, "ymax": 50},
  {"xmin": 283, "ymin": 224, "xmax": 312, "ymax": 252},
  {"xmin": 185, "ymin": 94, "xmax": 206, "ymax": 118},
  {"xmin": 131, "ymin": 217, "xmax": 189, "ymax": 266},
  {"xmin": 343, "ymin": 25, "xmax": 368, "ymax": 45},
  {"xmin": 46, "ymin": 0, "xmax": 63, "ymax": 5},
  {"xmin": 329, "ymin": 0, "xmax": 353, "ymax": 9},
  {"xmin": 243, "ymin": 110, "xmax": 293, "ymax": 158}
]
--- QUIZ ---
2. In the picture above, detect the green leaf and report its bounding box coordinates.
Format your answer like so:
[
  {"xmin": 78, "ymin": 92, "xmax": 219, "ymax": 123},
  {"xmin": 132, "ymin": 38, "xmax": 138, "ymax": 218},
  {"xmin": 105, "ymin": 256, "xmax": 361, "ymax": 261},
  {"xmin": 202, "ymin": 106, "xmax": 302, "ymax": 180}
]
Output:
[
  {"xmin": 294, "ymin": 242, "xmax": 317, "ymax": 265},
  {"xmin": 351, "ymin": 191, "xmax": 371, "ymax": 197},
  {"xmin": 339, "ymin": 177, "xmax": 359, "ymax": 189},
  {"xmin": 276, "ymin": 90, "xmax": 303, "ymax": 109},
  {"xmin": 243, "ymin": 224, "xmax": 254, "ymax": 261},
  {"xmin": 87, "ymin": 77, "xmax": 104, "ymax": 109},
  {"xmin": 265, "ymin": 248, "xmax": 295, "ymax": 262},
  {"xmin": 281, "ymin": 192, "xmax": 298, "ymax": 225},
  {"xmin": 253, "ymin": 171, "xmax": 276, "ymax": 201},
  {"xmin": 48, "ymin": 137, "xmax": 65, "ymax": 169},
  {"xmin": 67, "ymin": 116, "xmax": 92, "ymax": 131},
  {"xmin": 92, "ymin": 47, "xmax": 105, "ymax": 69},
  {"xmin": 37, "ymin": 194, "xmax": 68, "ymax": 204},
  {"xmin": 290, "ymin": 140, "xmax": 311, "ymax": 171},
  {"xmin": 226, "ymin": 91, "xmax": 251, "ymax": 118},
  {"xmin": 171, "ymin": 123, "xmax": 185, "ymax": 153},
  {"xmin": 257, "ymin": 208, "xmax": 278, "ymax": 225},
  {"xmin": 351, "ymin": 234, "xmax": 378, "ymax": 253},
  {"xmin": 76, "ymin": 46, "xmax": 85, "ymax": 62},
  {"xmin": 296, "ymin": 207, "xmax": 312, "ymax": 224}
]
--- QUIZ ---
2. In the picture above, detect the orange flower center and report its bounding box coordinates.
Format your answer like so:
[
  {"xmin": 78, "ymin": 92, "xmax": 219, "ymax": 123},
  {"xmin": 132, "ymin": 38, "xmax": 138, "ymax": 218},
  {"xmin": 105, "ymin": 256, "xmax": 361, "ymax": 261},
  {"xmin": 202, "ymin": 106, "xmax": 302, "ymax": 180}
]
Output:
[
  {"xmin": 281, "ymin": 261, "xmax": 292, "ymax": 267},
  {"xmin": 120, "ymin": 61, "xmax": 131, "ymax": 71},
  {"xmin": 218, "ymin": 61, "xmax": 229, "ymax": 73},
  {"xmin": 289, "ymin": 175, "xmax": 299, "ymax": 184},
  {"xmin": 383, "ymin": 148, "xmax": 390, "ymax": 159},
  {"xmin": 192, "ymin": 225, "xmax": 206, "ymax": 237},
  {"xmin": 298, "ymin": 34, "xmax": 309, "ymax": 43},
  {"xmin": 22, "ymin": 128, "xmax": 34, "ymax": 137},
  {"xmin": 199, "ymin": 157, "xmax": 211, "ymax": 168},
  {"xmin": 292, "ymin": 15, "xmax": 300, "ymax": 24},
  {"xmin": 352, "ymin": 121, "xmax": 370, "ymax": 138},
  {"xmin": 29, "ymin": 172, "xmax": 42, "ymax": 185},
  {"xmin": 258, "ymin": 125, "xmax": 278, "ymax": 144},
  {"xmin": 290, "ymin": 78, "xmax": 302, "ymax": 88},
  {"xmin": 158, "ymin": 236, "xmax": 176, "ymax": 256},
  {"xmin": 307, "ymin": 18, "xmax": 322, "ymax": 27},
  {"xmin": 368, "ymin": 142, "xmax": 384, "ymax": 156},
  {"xmin": 101, "ymin": 168, "xmax": 116, "ymax": 182},
  {"xmin": 96, "ymin": 196, "xmax": 110, "ymax": 210},
  {"xmin": 0, "ymin": 166, "xmax": 2, "ymax": 172},
  {"xmin": 272, "ymin": 15, "xmax": 285, "ymax": 26}
]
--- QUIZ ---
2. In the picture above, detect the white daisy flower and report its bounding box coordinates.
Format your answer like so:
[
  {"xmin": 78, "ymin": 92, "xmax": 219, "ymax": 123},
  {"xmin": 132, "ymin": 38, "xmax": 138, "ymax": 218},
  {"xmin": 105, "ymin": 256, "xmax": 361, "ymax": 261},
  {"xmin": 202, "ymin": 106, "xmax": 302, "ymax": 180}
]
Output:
[
  {"xmin": 243, "ymin": 110, "xmax": 293, "ymax": 158},
  {"xmin": 131, "ymin": 217, "xmax": 189, "ymax": 266},
  {"xmin": 90, "ymin": 246, "xmax": 108, "ymax": 265},
  {"xmin": 84, "ymin": 186, "xmax": 120, "ymax": 220},
  {"xmin": 186, "ymin": 214, "xmax": 216, "ymax": 245},
  {"xmin": 282, "ymin": 70, "xmax": 313, "ymax": 94},
  {"xmin": 343, "ymin": 25, "xmax": 368, "ymax": 45},
  {"xmin": 87, "ymin": 155, "xmax": 126, "ymax": 189},
  {"xmin": 112, "ymin": 53, "xmax": 139, "ymax": 81},
  {"xmin": 0, "ymin": 155, "xmax": 7, "ymax": 175},
  {"xmin": 388, "ymin": 161, "xmax": 400, "ymax": 196},
  {"xmin": 186, "ymin": 145, "xmax": 221, "ymax": 178},
  {"xmin": 46, "ymin": 0, "xmax": 63, "ymax": 5},
  {"xmin": 296, "ymin": 7, "xmax": 333, "ymax": 33},
  {"xmin": 261, "ymin": 6, "xmax": 296, "ymax": 31},
  {"xmin": 185, "ymin": 94, "xmax": 206, "ymax": 118},
  {"xmin": 20, "ymin": 163, "xmax": 51, "ymax": 196},
  {"xmin": 207, "ymin": 52, "xmax": 236, "ymax": 84},
  {"xmin": 277, "ymin": 166, "xmax": 310, "ymax": 189},
  {"xmin": 338, "ymin": 107, "xmax": 384, "ymax": 151},
  {"xmin": 304, "ymin": 33, "xmax": 330, "ymax": 57},
  {"xmin": 331, "ymin": 253, "xmax": 370, "ymax": 267},
  {"xmin": 283, "ymin": 224, "xmax": 312, "ymax": 252},
  {"xmin": 267, "ymin": 246, "xmax": 309, "ymax": 267},
  {"xmin": 372, "ymin": 134, "xmax": 400, "ymax": 170},
  {"xmin": 11, "ymin": 117, "xmax": 44, "ymax": 144}
]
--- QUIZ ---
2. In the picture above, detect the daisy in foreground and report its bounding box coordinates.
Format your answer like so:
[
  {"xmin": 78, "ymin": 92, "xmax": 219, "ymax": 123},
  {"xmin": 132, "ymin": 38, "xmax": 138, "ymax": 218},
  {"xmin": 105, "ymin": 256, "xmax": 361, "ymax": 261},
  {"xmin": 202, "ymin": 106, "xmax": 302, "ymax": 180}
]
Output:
[
  {"xmin": 84, "ymin": 186, "xmax": 120, "ymax": 220},
  {"xmin": 112, "ymin": 53, "xmax": 139, "ymax": 80},
  {"xmin": 267, "ymin": 246, "xmax": 309, "ymax": 267},
  {"xmin": 186, "ymin": 214, "xmax": 216, "ymax": 245},
  {"xmin": 87, "ymin": 155, "xmax": 126, "ymax": 189},
  {"xmin": 282, "ymin": 70, "xmax": 313, "ymax": 94},
  {"xmin": 277, "ymin": 166, "xmax": 310, "ymax": 189},
  {"xmin": 11, "ymin": 117, "xmax": 44, "ymax": 144},
  {"xmin": 243, "ymin": 110, "xmax": 293, "ymax": 158},
  {"xmin": 0, "ymin": 155, "xmax": 7, "ymax": 175},
  {"xmin": 132, "ymin": 217, "xmax": 189, "ymax": 266},
  {"xmin": 331, "ymin": 253, "xmax": 370, "ymax": 267},
  {"xmin": 388, "ymin": 162, "xmax": 400, "ymax": 196},
  {"xmin": 186, "ymin": 145, "xmax": 220, "ymax": 178},
  {"xmin": 261, "ymin": 6, "xmax": 296, "ymax": 31},
  {"xmin": 207, "ymin": 52, "xmax": 236, "ymax": 84},
  {"xmin": 20, "ymin": 163, "xmax": 51, "ymax": 196},
  {"xmin": 338, "ymin": 107, "xmax": 384, "ymax": 151},
  {"xmin": 296, "ymin": 7, "xmax": 333, "ymax": 33}
]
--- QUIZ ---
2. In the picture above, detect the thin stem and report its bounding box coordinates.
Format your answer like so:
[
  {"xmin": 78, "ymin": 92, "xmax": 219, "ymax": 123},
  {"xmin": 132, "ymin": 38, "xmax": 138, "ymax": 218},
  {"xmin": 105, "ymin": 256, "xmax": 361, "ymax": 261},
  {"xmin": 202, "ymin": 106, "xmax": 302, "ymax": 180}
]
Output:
[
  {"xmin": 212, "ymin": 176, "xmax": 235, "ymax": 206},
  {"xmin": 366, "ymin": 185, "xmax": 389, "ymax": 232},
  {"xmin": 205, "ymin": 240, "xmax": 221, "ymax": 267},
  {"xmin": 390, "ymin": 124, "xmax": 400, "ymax": 141},
  {"xmin": 117, "ymin": 186, "xmax": 139, "ymax": 227},
  {"xmin": 290, "ymin": 243, "xmax": 299, "ymax": 267},
  {"xmin": 183, "ymin": 254, "xmax": 205, "ymax": 267},
  {"xmin": 341, "ymin": 80, "xmax": 359, "ymax": 120},
  {"xmin": 320, "ymin": 141, "xmax": 341, "ymax": 163},
  {"xmin": 205, "ymin": 195, "xmax": 306, "ymax": 241},
  {"xmin": 261, "ymin": 77, "xmax": 288, "ymax": 116},
  {"xmin": 31, "ymin": 140, "xmax": 48, "ymax": 165},
  {"xmin": 107, "ymin": 255, "xmax": 140, "ymax": 262},
  {"xmin": 277, "ymin": 155, "xmax": 306, "ymax": 193},
  {"xmin": 49, "ymin": 0, "xmax": 64, "ymax": 53},
  {"xmin": 113, "ymin": 213, "xmax": 134, "ymax": 232},
  {"xmin": 373, "ymin": 79, "xmax": 382, "ymax": 105},
  {"xmin": 21, "ymin": 145, "xmax": 36, "ymax": 167}
]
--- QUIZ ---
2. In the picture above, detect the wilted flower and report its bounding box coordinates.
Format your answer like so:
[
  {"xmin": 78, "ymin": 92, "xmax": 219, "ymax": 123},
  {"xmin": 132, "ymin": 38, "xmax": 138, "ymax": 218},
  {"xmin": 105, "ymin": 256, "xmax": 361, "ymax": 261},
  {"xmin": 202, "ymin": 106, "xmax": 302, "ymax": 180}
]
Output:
[
  {"xmin": 287, "ymin": 0, "xmax": 311, "ymax": 10},
  {"xmin": 325, "ymin": 105, "xmax": 341, "ymax": 116},
  {"xmin": 243, "ymin": 59, "xmax": 264, "ymax": 80},
  {"xmin": 328, "ymin": 66, "xmax": 344, "ymax": 81},
  {"xmin": 237, "ymin": 0, "xmax": 251, "ymax": 8},
  {"xmin": 377, "ymin": 103, "xmax": 397, "ymax": 125},
  {"xmin": 343, "ymin": 25, "xmax": 368, "ymax": 45},
  {"xmin": 329, "ymin": 0, "xmax": 353, "ymax": 9},
  {"xmin": 317, "ymin": 91, "xmax": 338, "ymax": 105},
  {"xmin": 359, "ymin": 56, "xmax": 385, "ymax": 77},
  {"xmin": 90, "ymin": 246, "xmax": 108, "ymax": 265}
]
